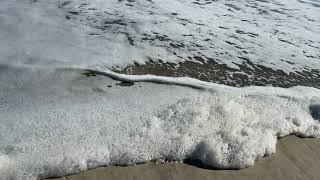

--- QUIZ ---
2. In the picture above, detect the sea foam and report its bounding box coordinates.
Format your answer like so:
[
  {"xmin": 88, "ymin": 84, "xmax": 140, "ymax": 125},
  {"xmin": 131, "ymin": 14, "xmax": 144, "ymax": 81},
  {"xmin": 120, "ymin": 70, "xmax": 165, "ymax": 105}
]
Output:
[
  {"xmin": 1, "ymin": 0, "xmax": 320, "ymax": 179},
  {"xmin": 0, "ymin": 65, "xmax": 319, "ymax": 179},
  {"xmin": 1, "ymin": 0, "xmax": 319, "ymax": 72}
]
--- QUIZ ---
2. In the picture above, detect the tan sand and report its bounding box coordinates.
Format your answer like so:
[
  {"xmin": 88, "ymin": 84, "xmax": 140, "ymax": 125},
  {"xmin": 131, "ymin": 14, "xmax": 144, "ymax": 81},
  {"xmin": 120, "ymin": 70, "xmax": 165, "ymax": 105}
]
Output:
[{"xmin": 50, "ymin": 136, "xmax": 320, "ymax": 180}]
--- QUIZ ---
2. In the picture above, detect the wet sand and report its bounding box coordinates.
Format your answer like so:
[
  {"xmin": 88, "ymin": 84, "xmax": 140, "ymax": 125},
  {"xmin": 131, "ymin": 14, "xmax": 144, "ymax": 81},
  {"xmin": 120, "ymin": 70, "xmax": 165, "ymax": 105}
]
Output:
[
  {"xmin": 49, "ymin": 135, "xmax": 320, "ymax": 180},
  {"xmin": 114, "ymin": 59, "xmax": 320, "ymax": 88}
]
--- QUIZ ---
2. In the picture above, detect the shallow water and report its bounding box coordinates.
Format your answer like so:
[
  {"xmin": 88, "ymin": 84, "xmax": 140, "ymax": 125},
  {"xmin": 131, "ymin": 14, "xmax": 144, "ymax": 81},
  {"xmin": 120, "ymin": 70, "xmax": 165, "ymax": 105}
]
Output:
[{"xmin": 59, "ymin": 0, "xmax": 320, "ymax": 74}]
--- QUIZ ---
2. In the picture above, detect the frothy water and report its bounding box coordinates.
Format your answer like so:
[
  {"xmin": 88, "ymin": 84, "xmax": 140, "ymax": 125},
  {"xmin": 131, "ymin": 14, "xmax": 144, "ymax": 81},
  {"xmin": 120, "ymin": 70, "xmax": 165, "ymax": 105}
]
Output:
[
  {"xmin": 0, "ymin": 0, "xmax": 320, "ymax": 179},
  {"xmin": 0, "ymin": 65, "xmax": 320, "ymax": 179},
  {"xmin": 60, "ymin": 0, "xmax": 320, "ymax": 72},
  {"xmin": 1, "ymin": 0, "xmax": 319, "ymax": 72}
]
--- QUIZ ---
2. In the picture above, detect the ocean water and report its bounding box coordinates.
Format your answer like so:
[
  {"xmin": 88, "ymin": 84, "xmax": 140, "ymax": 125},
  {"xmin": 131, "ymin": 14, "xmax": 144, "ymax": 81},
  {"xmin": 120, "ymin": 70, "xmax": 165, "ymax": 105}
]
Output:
[
  {"xmin": 59, "ymin": 0, "xmax": 320, "ymax": 73},
  {"xmin": 0, "ymin": 0, "xmax": 320, "ymax": 179}
]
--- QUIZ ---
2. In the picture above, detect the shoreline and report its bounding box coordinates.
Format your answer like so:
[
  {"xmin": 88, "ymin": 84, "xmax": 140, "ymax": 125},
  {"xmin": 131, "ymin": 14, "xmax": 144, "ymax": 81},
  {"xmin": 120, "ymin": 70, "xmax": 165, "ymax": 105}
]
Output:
[
  {"xmin": 114, "ymin": 59, "xmax": 320, "ymax": 89},
  {"xmin": 49, "ymin": 135, "xmax": 320, "ymax": 180}
]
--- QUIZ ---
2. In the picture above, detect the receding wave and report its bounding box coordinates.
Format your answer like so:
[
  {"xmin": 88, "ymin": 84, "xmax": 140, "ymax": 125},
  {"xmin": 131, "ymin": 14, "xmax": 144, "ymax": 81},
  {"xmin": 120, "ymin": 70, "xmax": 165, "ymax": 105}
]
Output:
[{"xmin": 0, "ymin": 65, "xmax": 319, "ymax": 179}]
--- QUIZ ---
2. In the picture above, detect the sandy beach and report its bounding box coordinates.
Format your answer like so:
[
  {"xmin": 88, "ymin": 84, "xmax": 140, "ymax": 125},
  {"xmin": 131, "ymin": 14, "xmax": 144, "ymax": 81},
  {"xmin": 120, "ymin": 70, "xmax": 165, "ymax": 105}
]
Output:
[{"xmin": 50, "ymin": 135, "xmax": 320, "ymax": 180}]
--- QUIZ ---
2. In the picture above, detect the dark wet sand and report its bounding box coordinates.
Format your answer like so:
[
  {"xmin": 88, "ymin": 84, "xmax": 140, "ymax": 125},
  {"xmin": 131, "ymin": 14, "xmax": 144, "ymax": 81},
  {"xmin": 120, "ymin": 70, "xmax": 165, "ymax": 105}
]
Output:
[
  {"xmin": 114, "ymin": 59, "xmax": 320, "ymax": 88},
  {"xmin": 49, "ymin": 135, "xmax": 320, "ymax": 180}
]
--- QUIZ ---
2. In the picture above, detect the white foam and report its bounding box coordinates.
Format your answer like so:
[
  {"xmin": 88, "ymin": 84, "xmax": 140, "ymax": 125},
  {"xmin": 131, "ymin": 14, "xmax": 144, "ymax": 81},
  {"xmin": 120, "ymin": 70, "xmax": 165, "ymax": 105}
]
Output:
[
  {"xmin": 0, "ymin": 65, "xmax": 320, "ymax": 179},
  {"xmin": 1, "ymin": 0, "xmax": 320, "ymax": 179},
  {"xmin": 1, "ymin": 0, "xmax": 319, "ymax": 72}
]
